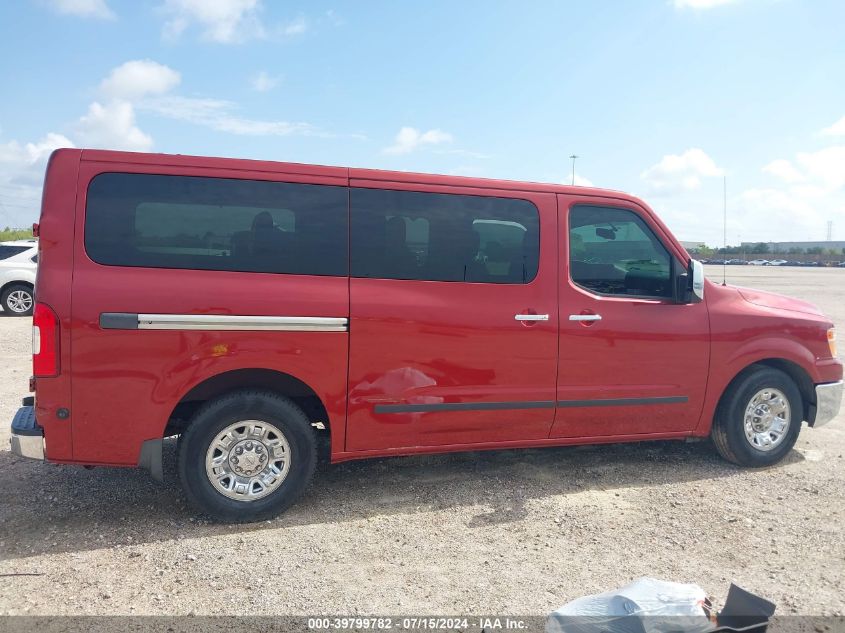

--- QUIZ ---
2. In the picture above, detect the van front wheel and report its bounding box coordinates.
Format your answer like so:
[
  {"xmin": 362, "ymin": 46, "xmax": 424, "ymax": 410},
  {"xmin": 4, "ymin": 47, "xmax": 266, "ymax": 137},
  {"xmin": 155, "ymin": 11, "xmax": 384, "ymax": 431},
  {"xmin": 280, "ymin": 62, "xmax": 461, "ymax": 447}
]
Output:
[
  {"xmin": 711, "ymin": 366, "xmax": 802, "ymax": 467},
  {"xmin": 177, "ymin": 390, "xmax": 317, "ymax": 522}
]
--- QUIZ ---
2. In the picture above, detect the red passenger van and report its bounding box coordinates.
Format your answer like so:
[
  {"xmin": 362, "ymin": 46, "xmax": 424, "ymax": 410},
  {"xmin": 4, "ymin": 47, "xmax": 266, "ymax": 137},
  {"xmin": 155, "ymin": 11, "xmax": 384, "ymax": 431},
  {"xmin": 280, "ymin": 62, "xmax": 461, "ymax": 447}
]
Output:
[{"xmin": 9, "ymin": 149, "xmax": 843, "ymax": 521}]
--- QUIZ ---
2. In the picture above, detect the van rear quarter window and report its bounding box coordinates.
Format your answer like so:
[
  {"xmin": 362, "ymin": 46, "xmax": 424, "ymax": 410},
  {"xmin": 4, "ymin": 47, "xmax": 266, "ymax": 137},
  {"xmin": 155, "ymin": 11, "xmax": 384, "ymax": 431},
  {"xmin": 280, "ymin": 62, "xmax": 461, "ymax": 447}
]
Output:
[
  {"xmin": 84, "ymin": 173, "xmax": 348, "ymax": 276},
  {"xmin": 350, "ymin": 188, "xmax": 540, "ymax": 283}
]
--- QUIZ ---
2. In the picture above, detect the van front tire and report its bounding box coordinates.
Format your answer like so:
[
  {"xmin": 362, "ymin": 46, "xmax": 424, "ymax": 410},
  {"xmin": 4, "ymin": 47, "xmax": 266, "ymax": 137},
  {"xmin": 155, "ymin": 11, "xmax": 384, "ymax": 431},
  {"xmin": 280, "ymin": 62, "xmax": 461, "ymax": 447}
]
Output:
[
  {"xmin": 177, "ymin": 390, "xmax": 317, "ymax": 522},
  {"xmin": 711, "ymin": 366, "xmax": 802, "ymax": 467}
]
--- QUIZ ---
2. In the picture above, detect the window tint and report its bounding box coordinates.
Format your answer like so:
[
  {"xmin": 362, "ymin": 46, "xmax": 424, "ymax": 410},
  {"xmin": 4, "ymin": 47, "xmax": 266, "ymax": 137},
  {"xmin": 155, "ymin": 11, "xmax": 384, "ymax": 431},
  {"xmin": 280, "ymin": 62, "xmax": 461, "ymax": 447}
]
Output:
[
  {"xmin": 85, "ymin": 173, "xmax": 348, "ymax": 276},
  {"xmin": 351, "ymin": 188, "xmax": 539, "ymax": 283},
  {"xmin": 569, "ymin": 206, "xmax": 674, "ymax": 298},
  {"xmin": 0, "ymin": 245, "xmax": 29, "ymax": 260}
]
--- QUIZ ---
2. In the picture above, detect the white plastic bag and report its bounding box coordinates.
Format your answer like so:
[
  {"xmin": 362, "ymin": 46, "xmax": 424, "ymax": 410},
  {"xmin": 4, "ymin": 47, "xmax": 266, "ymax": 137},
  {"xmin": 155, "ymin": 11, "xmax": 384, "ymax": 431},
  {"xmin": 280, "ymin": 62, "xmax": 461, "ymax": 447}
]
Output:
[{"xmin": 546, "ymin": 577, "xmax": 713, "ymax": 633}]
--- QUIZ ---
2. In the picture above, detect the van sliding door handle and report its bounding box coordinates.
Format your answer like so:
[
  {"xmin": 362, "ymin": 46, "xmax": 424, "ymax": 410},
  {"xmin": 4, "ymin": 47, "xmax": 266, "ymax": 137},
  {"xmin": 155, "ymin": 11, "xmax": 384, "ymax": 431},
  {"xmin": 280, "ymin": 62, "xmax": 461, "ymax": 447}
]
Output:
[
  {"xmin": 514, "ymin": 314, "xmax": 549, "ymax": 322},
  {"xmin": 569, "ymin": 314, "xmax": 602, "ymax": 322}
]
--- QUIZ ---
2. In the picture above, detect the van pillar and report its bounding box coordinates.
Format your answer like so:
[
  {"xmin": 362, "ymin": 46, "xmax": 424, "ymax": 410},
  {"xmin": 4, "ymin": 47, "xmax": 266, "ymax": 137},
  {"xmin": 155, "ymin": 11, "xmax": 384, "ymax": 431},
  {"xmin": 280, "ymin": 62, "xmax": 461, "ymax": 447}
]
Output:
[{"xmin": 138, "ymin": 438, "xmax": 164, "ymax": 482}]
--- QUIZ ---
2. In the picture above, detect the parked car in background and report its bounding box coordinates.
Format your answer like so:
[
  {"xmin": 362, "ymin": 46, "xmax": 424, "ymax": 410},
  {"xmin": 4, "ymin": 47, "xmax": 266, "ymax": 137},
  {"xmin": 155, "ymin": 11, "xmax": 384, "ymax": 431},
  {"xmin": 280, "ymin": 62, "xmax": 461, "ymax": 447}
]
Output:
[
  {"xmin": 0, "ymin": 239, "xmax": 37, "ymax": 316},
  {"xmin": 748, "ymin": 259, "xmax": 769, "ymax": 265},
  {"xmin": 726, "ymin": 259, "xmax": 747, "ymax": 265},
  {"xmin": 766, "ymin": 259, "xmax": 788, "ymax": 266}
]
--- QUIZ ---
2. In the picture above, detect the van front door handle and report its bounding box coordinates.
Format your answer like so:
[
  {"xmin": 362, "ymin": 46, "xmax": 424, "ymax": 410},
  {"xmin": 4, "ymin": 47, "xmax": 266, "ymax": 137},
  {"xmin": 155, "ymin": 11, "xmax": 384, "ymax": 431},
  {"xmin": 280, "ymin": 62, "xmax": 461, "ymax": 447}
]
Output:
[
  {"xmin": 514, "ymin": 314, "xmax": 549, "ymax": 322},
  {"xmin": 569, "ymin": 314, "xmax": 602, "ymax": 322}
]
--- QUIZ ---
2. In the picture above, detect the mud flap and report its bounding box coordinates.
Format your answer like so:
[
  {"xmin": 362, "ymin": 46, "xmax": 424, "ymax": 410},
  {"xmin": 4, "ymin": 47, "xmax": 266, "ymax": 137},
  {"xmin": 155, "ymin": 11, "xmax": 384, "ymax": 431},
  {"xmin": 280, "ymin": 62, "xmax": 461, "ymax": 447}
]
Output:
[{"xmin": 138, "ymin": 438, "xmax": 164, "ymax": 482}]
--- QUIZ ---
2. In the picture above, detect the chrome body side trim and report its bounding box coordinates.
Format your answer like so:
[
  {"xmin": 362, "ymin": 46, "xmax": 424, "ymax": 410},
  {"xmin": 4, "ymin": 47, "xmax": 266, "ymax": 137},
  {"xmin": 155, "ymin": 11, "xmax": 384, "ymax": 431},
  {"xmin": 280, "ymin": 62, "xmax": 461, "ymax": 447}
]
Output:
[
  {"xmin": 811, "ymin": 380, "xmax": 843, "ymax": 428},
  {"xmin": 100, "ymin": 313, "xmax": 349, "ymax": 332}
]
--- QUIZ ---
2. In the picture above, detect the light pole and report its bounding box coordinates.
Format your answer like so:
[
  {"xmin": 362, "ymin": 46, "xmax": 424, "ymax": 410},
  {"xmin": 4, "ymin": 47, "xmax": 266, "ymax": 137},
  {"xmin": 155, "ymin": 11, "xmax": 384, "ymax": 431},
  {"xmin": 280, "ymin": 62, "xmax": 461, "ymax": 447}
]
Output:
[{"xmin": 569, "ymin": 155, "xmax": 578, "ymax": 185}]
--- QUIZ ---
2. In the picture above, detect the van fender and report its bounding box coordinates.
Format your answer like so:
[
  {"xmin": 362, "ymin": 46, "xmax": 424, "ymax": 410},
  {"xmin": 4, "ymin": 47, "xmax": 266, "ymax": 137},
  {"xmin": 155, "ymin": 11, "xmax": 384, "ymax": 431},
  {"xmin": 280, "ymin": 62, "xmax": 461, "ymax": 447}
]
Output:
[{"xmin": 694, "ymin": 335, "xmax": 820, "ymax": 435}]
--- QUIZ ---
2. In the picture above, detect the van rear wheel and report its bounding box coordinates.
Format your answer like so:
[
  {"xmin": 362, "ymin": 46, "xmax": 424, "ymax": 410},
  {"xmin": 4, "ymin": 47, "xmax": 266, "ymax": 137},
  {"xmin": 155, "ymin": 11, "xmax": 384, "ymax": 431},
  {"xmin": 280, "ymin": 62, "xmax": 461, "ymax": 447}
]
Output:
[
  {"xmin": 711, "ymin": 366, "xmax": 802, "ymax": 467},
  {"xmin": 177, "ymin": 390, "xmax": 317, "ymax": 522}
]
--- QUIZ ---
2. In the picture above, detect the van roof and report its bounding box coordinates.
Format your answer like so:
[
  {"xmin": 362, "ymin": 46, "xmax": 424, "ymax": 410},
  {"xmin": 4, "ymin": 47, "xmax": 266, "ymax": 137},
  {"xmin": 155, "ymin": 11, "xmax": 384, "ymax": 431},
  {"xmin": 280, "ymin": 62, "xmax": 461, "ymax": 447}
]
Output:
[{"xmin": 74, "ymin": 148, "xmax": 633, "ymax": 200}]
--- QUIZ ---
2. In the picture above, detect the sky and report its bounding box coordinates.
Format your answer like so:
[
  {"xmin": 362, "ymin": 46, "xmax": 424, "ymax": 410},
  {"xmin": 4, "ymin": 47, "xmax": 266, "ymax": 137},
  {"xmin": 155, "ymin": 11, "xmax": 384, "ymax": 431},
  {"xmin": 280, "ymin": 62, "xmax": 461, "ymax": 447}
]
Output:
[{"xmin": 1, "ymin": 0, "xmax": 844, "ymax": 246}]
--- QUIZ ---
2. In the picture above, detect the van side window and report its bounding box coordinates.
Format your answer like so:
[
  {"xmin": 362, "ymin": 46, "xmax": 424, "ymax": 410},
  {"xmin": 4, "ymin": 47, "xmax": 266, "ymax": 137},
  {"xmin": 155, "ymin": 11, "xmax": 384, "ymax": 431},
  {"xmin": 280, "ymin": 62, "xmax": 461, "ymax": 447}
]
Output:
[
  {"xmin": 85, "ymin": 173, "xmax": 348, "ymax": 276},
  {"xmin": 569, "ymin": 206, "xmax": 673, "ymax": 298},
  {"xmin": 351, "ymin": 188, "xmax": 540, "ymax": 283}
]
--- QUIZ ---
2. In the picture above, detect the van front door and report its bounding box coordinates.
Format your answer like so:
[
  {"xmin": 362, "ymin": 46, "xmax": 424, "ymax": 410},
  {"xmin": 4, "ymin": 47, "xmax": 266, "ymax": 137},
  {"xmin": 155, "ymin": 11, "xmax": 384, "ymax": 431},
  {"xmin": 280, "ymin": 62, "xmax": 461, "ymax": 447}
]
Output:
[
  {"xmin": 551, "ymin": 196, "xmax": 710, "ymax": 438},
  {"xmin": 345, "ymin": 183, "xmax": 559, "ymax": 451}
]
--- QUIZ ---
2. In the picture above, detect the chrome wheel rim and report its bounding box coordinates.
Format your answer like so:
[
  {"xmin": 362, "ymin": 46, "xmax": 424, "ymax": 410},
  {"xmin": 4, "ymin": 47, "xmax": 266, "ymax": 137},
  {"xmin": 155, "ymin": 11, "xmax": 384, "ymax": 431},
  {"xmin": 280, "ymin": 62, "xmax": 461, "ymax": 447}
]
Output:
[
  {"xmin": 744, "ymin": 388, "xmax": 791, "ymax": 452},
  {"xmin": 6, "ymin": 290, "xmax": 32, "ymax": 313},
  {"xmin": 205, "ymin": 420, "xmax": 291, "ymax": 501}
]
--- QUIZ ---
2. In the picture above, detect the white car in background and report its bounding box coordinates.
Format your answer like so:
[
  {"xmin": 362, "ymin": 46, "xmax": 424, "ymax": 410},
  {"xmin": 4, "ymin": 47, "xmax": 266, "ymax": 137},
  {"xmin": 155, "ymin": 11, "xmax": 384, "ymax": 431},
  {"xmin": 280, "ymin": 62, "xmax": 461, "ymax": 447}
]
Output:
[
  {"xmin": 766, "ymin": 259, "xmax": 788, "ymax": 266},
  {"xmin": 747, "ymin": 258, "xmax": 769, "ymax": 265},
  {"xmin": 0, "ymin": 239, "xmax": 37, "ymax": 316}
]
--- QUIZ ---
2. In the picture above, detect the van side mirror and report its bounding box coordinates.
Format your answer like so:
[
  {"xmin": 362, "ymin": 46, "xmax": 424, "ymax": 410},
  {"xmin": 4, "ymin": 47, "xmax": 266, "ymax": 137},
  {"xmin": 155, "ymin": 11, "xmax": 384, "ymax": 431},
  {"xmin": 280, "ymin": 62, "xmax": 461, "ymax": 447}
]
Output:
[
  {"xmin": 675, "ymin": 259, "xmax": 705, "ymax": 304},
  {"xmin": 690, "ymin": 259, "xmax": 704, "ymax": 302}
]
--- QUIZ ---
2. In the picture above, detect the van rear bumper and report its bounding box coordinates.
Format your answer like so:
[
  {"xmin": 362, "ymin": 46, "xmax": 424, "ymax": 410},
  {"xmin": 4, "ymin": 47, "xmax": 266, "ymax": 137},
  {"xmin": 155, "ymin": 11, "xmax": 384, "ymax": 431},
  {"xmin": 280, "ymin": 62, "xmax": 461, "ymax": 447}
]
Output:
[
  {"xmin": 9, "ymin": 405, "xmax": 45, "ymax": 461},
  {"xmin": 811, "ymin": 380, "xmax": 843, "ymax": 428}
]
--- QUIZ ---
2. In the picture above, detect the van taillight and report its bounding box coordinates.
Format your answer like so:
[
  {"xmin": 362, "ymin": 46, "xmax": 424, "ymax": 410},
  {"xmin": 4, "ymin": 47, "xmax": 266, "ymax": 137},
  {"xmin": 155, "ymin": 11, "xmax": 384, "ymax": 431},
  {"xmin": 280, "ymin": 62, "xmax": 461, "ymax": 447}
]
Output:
[
  {"xmin": 33, "ymin": 303, "xmax": 59, "ymax": 377},
  {"xmin": 32, "ymin": 222, "xmax": 40, "ymax": 237}
]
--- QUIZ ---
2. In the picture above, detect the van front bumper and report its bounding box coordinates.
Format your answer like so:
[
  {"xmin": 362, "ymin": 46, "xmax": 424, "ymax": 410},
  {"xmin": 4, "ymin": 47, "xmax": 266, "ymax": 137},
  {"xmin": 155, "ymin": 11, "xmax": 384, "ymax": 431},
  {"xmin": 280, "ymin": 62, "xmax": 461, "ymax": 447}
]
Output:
[
  {"xmin": 812, "ymin": 380, "xmax": 844, "ymax": 428},
  {"xmin": 9, "ymin": 405, "xmax": 44, "ymax": 461}
]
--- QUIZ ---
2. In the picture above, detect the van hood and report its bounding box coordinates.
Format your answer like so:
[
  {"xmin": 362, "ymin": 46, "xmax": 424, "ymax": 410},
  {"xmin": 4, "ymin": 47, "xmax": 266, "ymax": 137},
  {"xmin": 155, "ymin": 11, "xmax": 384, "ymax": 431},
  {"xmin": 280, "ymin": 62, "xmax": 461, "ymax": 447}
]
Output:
[{"xmin": 736, "ymin": 287, "xmax": 824, "ymax": 316}]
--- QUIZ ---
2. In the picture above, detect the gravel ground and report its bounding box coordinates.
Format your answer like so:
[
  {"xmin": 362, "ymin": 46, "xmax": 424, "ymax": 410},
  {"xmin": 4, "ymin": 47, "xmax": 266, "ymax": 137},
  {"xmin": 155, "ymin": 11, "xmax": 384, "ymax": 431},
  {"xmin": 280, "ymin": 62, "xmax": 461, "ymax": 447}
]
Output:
[{"xmin": 0, "ymin": 265, "xmax": 843, "ymax": 617}]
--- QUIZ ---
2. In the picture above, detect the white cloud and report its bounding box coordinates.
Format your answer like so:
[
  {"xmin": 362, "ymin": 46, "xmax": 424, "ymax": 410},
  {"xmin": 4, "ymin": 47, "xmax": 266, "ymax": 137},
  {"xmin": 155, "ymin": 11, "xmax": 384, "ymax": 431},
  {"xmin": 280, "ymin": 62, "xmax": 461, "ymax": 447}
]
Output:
[
  {"xmin": 384, "ymin": 127, "xmax": 453, "ymax": 155},
  {"xmin": 161, "ymin": 0, "xmax": 265, "ymax": 43},
  {"xmin": 250, "ymin": 70, "xmax": 280, "ymax": 93},
  {"xmin": 822, "ymin": 114, "xmax": 845, "ymax": 137},
  {"xmin": 762, "ymin": 159, "xmax": 804, "ymax": 184},
  {"xmin": 0, "ymin": 133, "xmax": 74, "ymax": 228},
  {"xmin": 47, "ymin": 0, "xmax": 115, "ymax": 19},
  {"xmin": 0, "ymin": 133, "xmax": 75, "ymax": 167},
  {"xmin": 280, "ymin": 16, "xmax": 307, "ymax": 36},
  {"xmin": 793, "ymin": 146, "xmax": 845, "ymax": 191},
  {"xmin": 100, "ymin": 60, "xmax": 181, "ymax": 101},
  {"xmin": 641, "ymin": 148, "xmax": 724, "ymax": 194},
  {"xmin": 658, "ymin": 144, "xmax": 845, "ymax": 245},
  {"xmin": 140, "ymin": 95, "xmax": 316, "ymax": 137},
  {"xmin": 75, "ymin": 101, "xmax": 153, "ymax": 152},
  {"xmin": 560, "ymin": 173, "xmax": 594, "ymax": 187},
  {"xmin": 673, "ymin": 0, "xmax": 740, "ymax": 9},
  {"xmin": 324, "ymin": 9, "xmax": 344, "ymax": 26}
]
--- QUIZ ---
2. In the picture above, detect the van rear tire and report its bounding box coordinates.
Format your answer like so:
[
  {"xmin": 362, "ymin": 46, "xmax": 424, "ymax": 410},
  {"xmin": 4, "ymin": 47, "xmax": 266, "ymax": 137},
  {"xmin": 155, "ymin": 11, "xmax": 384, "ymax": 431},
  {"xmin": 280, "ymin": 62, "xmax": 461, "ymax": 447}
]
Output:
[
  {"xmin": 177, "ymin": 390, "xmax": 317, "ymax": 522},
  {"xmin": 711, "ymin": 366, "xmax": 802, "ymax": 467}
]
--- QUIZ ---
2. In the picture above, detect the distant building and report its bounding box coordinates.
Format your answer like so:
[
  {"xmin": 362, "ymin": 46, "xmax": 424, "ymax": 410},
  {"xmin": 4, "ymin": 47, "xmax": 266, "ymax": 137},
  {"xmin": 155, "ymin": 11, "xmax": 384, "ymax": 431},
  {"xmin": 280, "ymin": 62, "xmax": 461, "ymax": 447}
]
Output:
[
  {"xmin": 680, "ymin": 240, "xmax": 706, "ymax": 251},
  {"xmin": 740, "ymin": 240, "xmax": 845, "ymax": 253}
]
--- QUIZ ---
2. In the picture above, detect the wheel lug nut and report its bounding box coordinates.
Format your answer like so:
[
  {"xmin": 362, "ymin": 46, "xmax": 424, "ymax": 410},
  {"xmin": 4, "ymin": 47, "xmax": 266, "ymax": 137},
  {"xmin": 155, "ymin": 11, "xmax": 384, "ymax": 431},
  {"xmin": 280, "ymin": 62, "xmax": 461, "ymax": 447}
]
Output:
[
  {"xmin": 245, "ymin": 442, "xmax": 253, "ymax": 450},
  {"xmin": 236, "ymin": 447, "xmax": 243, "ymax": 455}
]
